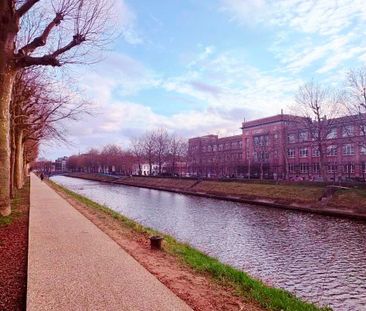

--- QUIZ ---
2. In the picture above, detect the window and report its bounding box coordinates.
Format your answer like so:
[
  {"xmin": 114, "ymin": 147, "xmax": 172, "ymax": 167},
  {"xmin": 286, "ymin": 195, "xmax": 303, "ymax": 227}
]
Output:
[
  {"xmin": 328, "ymin": 164, "xmax": 337, "ymax": 173},
  {"xmin": 207, "ymin": 145, "xmax": 212, "ymax": 152},
  {"xmin": 213, "ymin": 145, "xmax": 217, "ymax": 151},
  {"xmin": 288, "ymin": 163, "xmax": 295, "ymax": 173},
  {"xmin": 327, "ymin": 145, "xmax": 337, "ymax": 156},
  {"xmin": 287, "ymin": 148, "xmax": 295, "ymax": 158},
  {"xmin": 255, "ymin": 151, "xmax": 269, "ymax": 161},
  {"xmin": 312, "ymin": 163, "xmax": 320, "ymax": 173},
  {"xmin": 299, "ymin": 147, "xmax": 308, "ymax": 158},
  {"xmin": 300, "ymin": 163, "xmax": 309, "ymax": 173},
  {"xmin": 288, "ymin": 133, "xmax": 296, "ymax": 143},
  {"xmin": 361, "ymin": 146, "xmax": 366, "ymax": 155},
  {"xmin": 344, "ymin": 163, "xmax": 355, "ymax": 174},
  {"xmin": 253, "ymin": 135, "xmax": 269, "ymax": 146},
  {"xmin": 343, "ymin": 144, "xmax": 355, "ymax": 155},
  {"xmin": 362, "ymin": 162, "xmax": 366, "ymax": 173},
  {"xmin": 202, "ymin": 146, "xmax": 207, "ymax": 152},
  {"xmin": 239, "ymin": 141, "xmax": 243, "ymax": 148},
  {"xmin": 360, "ymin": 125, "xmax": 366, "ymax": 136},
  {"xmin": 342, "ymin": 125, "xmax": 354, "ymax": 138},
  {"xmin": 219, "ymin": 144, "xmax": 223, "ymax": 151},
  {"xmin": 225, "ymin": 143, "xmax": 230, "ymax": 150},
  {"xmin": 312, "ymin": 147, "xmax": 320, "ymax": 157},
  {"xmin": 299, "ymin": 131, "xmax": 308, "ymax": 142},
  {"xmin": 327, "ymin": 128, "xmax": 337, "ymax": 139},
  {"xmin": 232, "ymin": 142, "xmax": 238, "ymax": 149}
]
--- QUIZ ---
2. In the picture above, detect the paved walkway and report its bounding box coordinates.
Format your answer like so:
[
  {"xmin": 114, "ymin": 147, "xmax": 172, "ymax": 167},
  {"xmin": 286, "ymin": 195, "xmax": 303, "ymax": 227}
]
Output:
[{"xmin": 27, "ymin": 174, "xmax": 192, "ymax": 311}]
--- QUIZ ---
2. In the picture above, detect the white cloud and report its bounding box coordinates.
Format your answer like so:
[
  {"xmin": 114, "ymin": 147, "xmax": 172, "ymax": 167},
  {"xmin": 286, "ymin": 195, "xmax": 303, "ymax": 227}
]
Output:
[
  {"xmin": 221, "ymin": 0, "xmax": 366, "ymax": 76},
  {"xmin": 220, "ymin": 0, "xmax": 267, "ymax": 25},
  {"xmin": 116, "ymin": 0, "xmax": 144, "ymax": 45},
  {"xmin": 162, "ymin": 48, "xmax": 300, "ymax": 115}
]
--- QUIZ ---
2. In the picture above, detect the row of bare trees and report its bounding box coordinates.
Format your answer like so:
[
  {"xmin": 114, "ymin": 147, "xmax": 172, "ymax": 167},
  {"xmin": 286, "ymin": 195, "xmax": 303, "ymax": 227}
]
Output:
[
  {"xmin": 0, "ymin": 0, "xmax": 115, "ymax": 216},
  {"xmin": 63, "ymin": 130, "xmax": 188, "ymax": 176},
  {"xmin": 67, "ymin": 145, "xmax": 134, "ymax": 174},
  {"xmin": 130, "ymin": 129, "xmax": 188, "ymax": 175},
  {"xmin": 10, "ymin": 69, "xmax": 86, "ymax": 193}
]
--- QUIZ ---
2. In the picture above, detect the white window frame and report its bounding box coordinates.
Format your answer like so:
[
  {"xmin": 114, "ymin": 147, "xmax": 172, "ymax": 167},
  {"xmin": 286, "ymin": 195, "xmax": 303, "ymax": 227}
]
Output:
[
  {"xmin": 342, "ymin": 125, "xmax": 354, "ymax": 138},
  {"xmin": 288, "ymin": 133, "xmax": 296, "ymax": 143},
  {"xmin": 287, "ymin": 148, "xmax": 295, "ymax": 158},
  {"xmin": 299, "ymin": 147, "xmax": 308, "ymax": 158},
  {"xmin": 300, "ymin": 163, "xmax": 309, "ymax": 173},
  {"xmin": 343, "ymin": 144, "xmax": 355, "ymax": 155},
  {"xmin": 327, "ymin": 145, "xmax": 337, "ymax": 156},
  {"xmin": 327, "ymin": 128, "xmax": 337, "ymax": 139}
]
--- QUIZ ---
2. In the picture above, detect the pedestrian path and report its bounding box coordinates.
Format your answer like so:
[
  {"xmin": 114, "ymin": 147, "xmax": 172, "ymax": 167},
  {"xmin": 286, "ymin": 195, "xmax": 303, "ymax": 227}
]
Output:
[{"xmin": 27, "ymin": 174, "xmax": 192, "ymax": 311}]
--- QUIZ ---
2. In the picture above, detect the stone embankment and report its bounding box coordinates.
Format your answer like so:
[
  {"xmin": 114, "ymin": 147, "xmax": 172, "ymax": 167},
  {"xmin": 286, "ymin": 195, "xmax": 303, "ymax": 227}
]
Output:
[{"xmin": 64, "ymin": 173, "xmax": 366, "ymax": 221}]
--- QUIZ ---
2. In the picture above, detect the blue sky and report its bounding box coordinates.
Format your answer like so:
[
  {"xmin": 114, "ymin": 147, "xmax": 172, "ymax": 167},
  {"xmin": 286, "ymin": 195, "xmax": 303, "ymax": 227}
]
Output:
[{"xmin": 43, "ymin": 0, "xmax": 366, "ymax": 159}]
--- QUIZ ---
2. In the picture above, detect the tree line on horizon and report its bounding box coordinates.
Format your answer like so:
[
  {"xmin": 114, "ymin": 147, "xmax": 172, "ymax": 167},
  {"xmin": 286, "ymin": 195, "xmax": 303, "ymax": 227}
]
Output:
[{"xmin": 44, "ymin": 129, "xmax": 188, "ymax": 176}]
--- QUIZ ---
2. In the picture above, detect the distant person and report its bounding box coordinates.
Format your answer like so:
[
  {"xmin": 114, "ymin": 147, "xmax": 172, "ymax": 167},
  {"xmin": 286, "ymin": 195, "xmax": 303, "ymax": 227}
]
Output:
[{"xmin": 40, "ymin": 173, "xmax": 44, "ymax": 181}]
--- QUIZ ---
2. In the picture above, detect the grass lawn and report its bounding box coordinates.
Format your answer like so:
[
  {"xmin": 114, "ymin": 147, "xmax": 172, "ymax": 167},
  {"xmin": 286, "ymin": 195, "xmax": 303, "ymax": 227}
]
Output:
[{"xmin": 194, "ymin": 181, "xmax": 324, "ymax": 204}]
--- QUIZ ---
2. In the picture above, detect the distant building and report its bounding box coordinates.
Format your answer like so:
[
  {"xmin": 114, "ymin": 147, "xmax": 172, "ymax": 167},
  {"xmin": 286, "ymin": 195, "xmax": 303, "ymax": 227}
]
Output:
[
  {"xmin": 188, "ymin": 114, "xmax": 366, "ymax": 181},
  {"xmin": 188, "ymin": 134, "xmax": 243, "ymax": 177},
  {"xmin": 132, "ymin": 163, "xmax": 159, "ymax": 176},
  {"xmin": 55, "ymin": 156, "xmax": 68, "ymax": 172}
]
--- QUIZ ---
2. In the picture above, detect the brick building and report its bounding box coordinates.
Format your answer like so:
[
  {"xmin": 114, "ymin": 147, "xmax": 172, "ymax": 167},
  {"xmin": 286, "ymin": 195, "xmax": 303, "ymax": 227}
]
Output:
[
  {"xmin": 188, "ymin": 134, "xmax": 243, "ymax": 177},
  {"xmin": 188, "ymin": 113, "xmax": 366, "ymax": 181}
]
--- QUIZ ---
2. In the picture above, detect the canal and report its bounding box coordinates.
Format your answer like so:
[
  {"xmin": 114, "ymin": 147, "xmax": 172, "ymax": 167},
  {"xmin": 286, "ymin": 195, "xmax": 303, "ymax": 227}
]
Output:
[{"xmin": 51, "ymin": 176, "xmax": 366, "ymax": 310}]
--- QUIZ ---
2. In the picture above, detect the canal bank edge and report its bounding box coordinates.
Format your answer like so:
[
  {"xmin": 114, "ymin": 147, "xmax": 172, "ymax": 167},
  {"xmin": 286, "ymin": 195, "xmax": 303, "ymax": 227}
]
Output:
[
  {"xmin": 47, "ymin": 179, "xmax": 331, "ymax": 311},
  {"xmin": 63, "ymin": 173, "xmax": 366, "ymax": 221}
]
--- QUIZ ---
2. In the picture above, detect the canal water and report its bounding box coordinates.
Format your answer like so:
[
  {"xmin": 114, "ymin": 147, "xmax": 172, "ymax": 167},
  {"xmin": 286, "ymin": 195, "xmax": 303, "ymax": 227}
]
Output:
[{"xmin": 51, "ymin": 176, "xmax": 366, "ymax": 310}]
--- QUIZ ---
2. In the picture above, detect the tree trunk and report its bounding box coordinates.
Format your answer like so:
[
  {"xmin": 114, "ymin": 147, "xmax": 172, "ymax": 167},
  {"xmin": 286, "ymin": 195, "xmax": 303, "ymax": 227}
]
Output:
[
  {"xmin": 10, "ymin": 117, "xmax": 16, "ymax": 198},
  {"xmin": 0, "ymin": 68, "xmax": 16, "ymax": 216},
  {"xmin": 319, "ymin": 147, "xmax": 328, "ymax": 182},
  {"xmin": 14, "ymin": 129, "xmax": 24, "ymax": 189},
  {"xmin": 0, "ymin": 3, "xmax": 18, "ymax": 216}
]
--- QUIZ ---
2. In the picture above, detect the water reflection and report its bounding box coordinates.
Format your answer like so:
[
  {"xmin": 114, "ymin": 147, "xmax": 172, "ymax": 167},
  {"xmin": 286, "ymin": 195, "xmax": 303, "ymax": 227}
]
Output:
[{"xmin": 52, "ymin": 176, "xmax": 366, "ymax": 310}]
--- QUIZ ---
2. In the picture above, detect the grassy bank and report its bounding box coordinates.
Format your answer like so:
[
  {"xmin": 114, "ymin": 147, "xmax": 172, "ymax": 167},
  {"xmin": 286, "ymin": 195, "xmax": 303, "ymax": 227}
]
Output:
[
  {"xmin": 49, "ymin": 179, "xmax": 331, "ymax": 311},
  {"xmin": 66, "ymin": 173, "xmax": 366, "ymax": 213}
]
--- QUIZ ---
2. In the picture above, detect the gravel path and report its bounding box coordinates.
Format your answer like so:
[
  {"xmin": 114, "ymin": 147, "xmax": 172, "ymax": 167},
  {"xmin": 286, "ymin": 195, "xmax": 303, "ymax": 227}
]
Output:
[{"xmin": 27, "ymin": 174, "xmax": 192, "ymax": 311}]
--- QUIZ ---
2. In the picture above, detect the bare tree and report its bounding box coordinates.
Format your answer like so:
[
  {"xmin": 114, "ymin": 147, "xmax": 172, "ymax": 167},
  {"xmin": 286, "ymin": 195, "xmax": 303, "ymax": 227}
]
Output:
[
  {"xmin": 130, "ymin": 136, "xmax": 144, "ymax": 175},
  {"xmin": 294, "ymin": 81, "xmax": 342, "ymax": 181},
  {"xmin": 345, "ymin": 68, "xmax": 366, "ymax": 147},
  {"xmin": 142, "ymin": 131, "xmax": 156, "ymax": 175},
  {"xmin": 167, "ymin": 136, "xmax": 187, "ymax": 175},
  {"xmin": 10, "ymin": 68, "xmax": 87, "ymax": 196},
  {"xmin": 153, "ymin": 128, "xmax": 170, "ymax": 174},
  {"xmin": 0, "ymin": 0, "xmax": 115, "ymax": 215}
]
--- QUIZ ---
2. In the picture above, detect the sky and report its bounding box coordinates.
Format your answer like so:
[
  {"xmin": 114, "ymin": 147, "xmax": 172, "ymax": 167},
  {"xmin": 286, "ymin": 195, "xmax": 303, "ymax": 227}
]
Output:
[{"xmin": 41, "ymin": 0, "xmax": 366, "ymax": 160}]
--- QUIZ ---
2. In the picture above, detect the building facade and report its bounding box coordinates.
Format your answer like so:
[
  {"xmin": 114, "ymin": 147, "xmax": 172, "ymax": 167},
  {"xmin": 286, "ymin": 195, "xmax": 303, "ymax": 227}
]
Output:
[
  {"xmin": 188, "ymin": 114, "xmax": 366, "ymax": 181},
  {"xmin": 55, "ymin": 156, "xmax": 68, "ymax": 172},
  {"xmin": 188, "ymin": 134, "xmax": 243, "ymax": 177}
]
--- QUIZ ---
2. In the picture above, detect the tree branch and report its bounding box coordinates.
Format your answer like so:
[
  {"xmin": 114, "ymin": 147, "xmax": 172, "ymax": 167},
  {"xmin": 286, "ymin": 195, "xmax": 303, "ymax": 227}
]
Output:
[
  {"xmin": 15, "ymin": 34, "xmax": 86, "ymax": 68},
  {"xmin": 18, "ymin": 13, "xmax": 64, "ymax": 56},
  {"xmin": 16, "ymin": 0, "xmax": 41, "ymax": 17}
]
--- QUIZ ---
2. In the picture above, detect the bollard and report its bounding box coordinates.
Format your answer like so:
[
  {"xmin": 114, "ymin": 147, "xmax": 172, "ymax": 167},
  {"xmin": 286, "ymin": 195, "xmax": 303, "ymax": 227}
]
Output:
[{"xmin": 150, "ymin": 236, "xmax": 163, "ymax": 250}]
